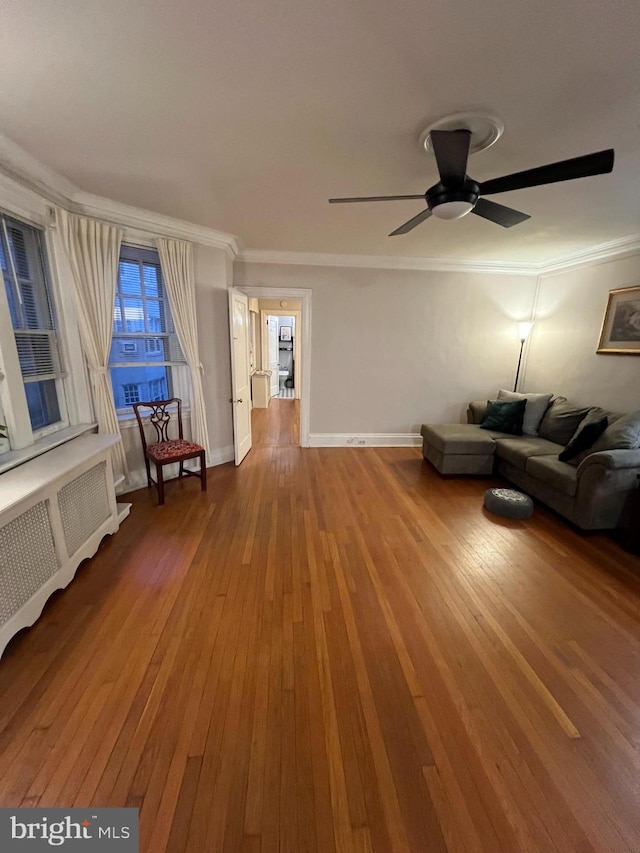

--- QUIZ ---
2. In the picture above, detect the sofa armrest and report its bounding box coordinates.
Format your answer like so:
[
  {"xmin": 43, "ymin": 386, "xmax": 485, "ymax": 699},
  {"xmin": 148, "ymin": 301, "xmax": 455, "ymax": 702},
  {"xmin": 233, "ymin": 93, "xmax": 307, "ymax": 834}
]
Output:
[
  {"xmin": 467, "ymin": 400, "xmax": 488, "ymax": 425},
  {"xmin": 577, "ymin": 448, "xmax": 640, "ymax": 474}
]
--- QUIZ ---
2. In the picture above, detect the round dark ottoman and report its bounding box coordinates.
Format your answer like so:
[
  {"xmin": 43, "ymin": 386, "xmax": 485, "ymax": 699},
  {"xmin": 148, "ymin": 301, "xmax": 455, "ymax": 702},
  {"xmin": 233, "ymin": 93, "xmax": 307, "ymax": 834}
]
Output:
[{"xmin": 483, "ymin": 488, "xmax": 534, "ymax": 519}]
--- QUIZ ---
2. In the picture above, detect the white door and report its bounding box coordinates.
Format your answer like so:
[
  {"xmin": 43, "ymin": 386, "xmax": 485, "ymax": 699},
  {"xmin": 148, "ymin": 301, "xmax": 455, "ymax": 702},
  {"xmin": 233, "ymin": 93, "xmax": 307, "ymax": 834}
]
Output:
[
  {"xmin": 229, "ymin": 290, "xmax": 252, "ymax": 465},
  {"xmin": 267, "ymin": 316, "xmax": 279, "ymax": 397}
]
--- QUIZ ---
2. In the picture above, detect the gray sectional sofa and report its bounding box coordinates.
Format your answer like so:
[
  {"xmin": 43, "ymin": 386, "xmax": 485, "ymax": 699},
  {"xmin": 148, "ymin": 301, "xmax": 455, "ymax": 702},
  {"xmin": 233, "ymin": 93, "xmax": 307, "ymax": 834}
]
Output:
[{"xmin": 421, "ymin": 396, "xmax": 640, "ymax": 530}]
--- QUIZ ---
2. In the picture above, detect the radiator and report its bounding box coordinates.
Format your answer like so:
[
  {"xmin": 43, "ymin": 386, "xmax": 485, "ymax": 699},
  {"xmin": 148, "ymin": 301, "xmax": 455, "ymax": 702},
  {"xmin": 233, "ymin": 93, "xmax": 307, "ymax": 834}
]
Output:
[{"xmin": 0, "ymin": 433, "xmax": 130, "ymax": 659}]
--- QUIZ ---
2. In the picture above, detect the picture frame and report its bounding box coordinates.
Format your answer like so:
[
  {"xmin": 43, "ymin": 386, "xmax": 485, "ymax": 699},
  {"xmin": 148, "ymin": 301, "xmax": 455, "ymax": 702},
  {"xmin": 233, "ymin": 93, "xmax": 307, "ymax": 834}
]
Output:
[
  {"xmin": 279, "ymin": 326, "xmax": 292, "ymax": 341},
  {"xmin": 597, "ymin": 285, "xmax": 640, "ymax": 355}
]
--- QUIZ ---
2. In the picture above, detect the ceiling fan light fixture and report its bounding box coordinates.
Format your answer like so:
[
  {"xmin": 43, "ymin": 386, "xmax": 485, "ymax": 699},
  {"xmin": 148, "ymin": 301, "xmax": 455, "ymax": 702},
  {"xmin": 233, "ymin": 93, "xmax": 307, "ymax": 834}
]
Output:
[{"xmin": 431, "ymin": 200, "xmax": 475, "ymax": 220}]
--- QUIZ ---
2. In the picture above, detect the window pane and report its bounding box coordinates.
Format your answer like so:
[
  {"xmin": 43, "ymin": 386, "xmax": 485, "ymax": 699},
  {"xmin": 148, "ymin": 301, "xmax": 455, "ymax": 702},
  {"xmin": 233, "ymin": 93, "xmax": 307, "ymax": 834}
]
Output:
[
  {"xmin": 113, "ymin": 300, "xmax": 123, "ymax": 333},
  {"xmin": 146, "ymin": 299, "xmax": 165, "ymax": 333},
  {"xmin": 143, "ymin": 264, "xmax": 160, "ymax": 297},
  {"xmin": 8, "ymin": 226, "xmax": 31, "ymax": 279},
  {"xmin": 25, "ymin": 379, "xmax": 61, "ymax": 430},
  {"xmin": 110, "ymin": 366, "xmax": 171, "ymax": 410},
  {"xmin": 119, "ymin": 261, "xmax": 142, "ymax": 296},
  {"xmin": 109, "ymin": 335, "xmax": 170, "ymax": 363},
  {"xmin": 122, "ymin": 297, "xmax": 145, "ymax": 332},
  {"xmin": 3, "ymin": 275, "xmax": 20, "ymax": 327}
]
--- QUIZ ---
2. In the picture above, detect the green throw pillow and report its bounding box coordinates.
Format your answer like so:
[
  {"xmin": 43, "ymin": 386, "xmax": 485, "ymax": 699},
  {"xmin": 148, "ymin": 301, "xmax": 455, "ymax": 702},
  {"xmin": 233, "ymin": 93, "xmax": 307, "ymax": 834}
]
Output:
[
  {"xmin": 559, "ymin": 416, "xmax": 608, "ymax": 465},
  {"xmin": 480, "ymin": 399, "xmax": 527, "ymax": 435}
]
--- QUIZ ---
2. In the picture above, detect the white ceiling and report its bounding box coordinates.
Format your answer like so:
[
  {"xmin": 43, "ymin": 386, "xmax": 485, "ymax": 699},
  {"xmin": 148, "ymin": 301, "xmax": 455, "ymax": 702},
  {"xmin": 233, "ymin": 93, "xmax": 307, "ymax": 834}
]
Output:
[{"xmin": 0, "ymin": 0, "xmax": 638, "ymax": 263}]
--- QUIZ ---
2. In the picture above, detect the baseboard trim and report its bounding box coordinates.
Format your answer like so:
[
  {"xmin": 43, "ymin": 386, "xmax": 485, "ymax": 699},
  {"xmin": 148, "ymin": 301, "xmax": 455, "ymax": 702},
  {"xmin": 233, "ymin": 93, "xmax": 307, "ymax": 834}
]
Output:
[{"xmin": 309, "ymin": 433, "xmax": 422, "ymax": 448}]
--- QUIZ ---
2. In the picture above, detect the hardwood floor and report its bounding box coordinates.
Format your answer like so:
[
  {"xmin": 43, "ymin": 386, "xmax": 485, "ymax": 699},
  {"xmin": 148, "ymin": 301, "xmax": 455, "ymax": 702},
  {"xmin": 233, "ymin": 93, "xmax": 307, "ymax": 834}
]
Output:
[
  {"xmin": 252, "ymin": 397, "xmax": 299, "ymax": 447},
  {"xmin": 1, "ymin": 402, "xmax": 640, "ymax": 851}
]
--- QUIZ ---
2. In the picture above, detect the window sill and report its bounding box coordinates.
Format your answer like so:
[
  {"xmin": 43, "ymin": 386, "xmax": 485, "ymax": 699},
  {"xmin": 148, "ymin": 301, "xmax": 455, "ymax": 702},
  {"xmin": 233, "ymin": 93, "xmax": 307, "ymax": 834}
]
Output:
[{"xmin": 0, "ymin": 424, "xmax": 99, "ymax": 476}]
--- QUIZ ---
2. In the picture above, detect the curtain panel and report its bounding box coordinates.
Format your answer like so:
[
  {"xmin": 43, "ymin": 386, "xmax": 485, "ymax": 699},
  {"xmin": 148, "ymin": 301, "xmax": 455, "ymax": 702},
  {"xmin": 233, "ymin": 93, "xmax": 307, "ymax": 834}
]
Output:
[
  {"xmin": 57, "ymin": 208, "xmax": 128, "ymax": 479},
  {"xmin": 156, "ymin": 238, "xmax": 211, "ymax": 461}
]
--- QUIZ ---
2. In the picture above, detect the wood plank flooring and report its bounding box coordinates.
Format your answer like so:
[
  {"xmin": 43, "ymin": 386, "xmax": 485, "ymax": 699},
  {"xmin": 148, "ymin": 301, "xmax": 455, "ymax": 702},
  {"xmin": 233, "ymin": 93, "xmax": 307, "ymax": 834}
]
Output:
[{"xmin": 1, "ymin": 401, "xmax": 640, "ymax": 851}]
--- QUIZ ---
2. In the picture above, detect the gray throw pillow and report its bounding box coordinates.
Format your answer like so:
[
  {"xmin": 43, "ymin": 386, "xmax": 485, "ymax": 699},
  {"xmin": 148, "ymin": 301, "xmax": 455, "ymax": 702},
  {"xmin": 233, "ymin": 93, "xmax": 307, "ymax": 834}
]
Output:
[
  {"xmin": 497, "ymin": 389, "xmax": 553, "ymax": 436},
  {"xmin": 589, "ymin": 409, "xmax": 640, "ymax": 453},
  {"xmin": 538, "ymin": 397, "xmax": 591, "ymax": 445}
]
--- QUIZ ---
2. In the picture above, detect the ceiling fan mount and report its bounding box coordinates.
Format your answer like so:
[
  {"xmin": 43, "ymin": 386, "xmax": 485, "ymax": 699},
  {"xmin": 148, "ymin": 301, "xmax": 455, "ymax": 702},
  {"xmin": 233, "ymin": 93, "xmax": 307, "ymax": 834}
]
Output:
[
  {"xmin": 329, "ymin": 128, "xmax": 615, "ymax": 236},
  {"xmin": 419, "ymin": 111, "xmax": 504, "ymax": 157}
]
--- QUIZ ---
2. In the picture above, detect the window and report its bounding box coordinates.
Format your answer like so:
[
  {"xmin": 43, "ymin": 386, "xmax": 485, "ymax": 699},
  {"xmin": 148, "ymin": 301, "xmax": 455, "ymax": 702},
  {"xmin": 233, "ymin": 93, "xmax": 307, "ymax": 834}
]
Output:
[
  {"xmin": 123, "ymin": 384, "xmax": 141, "ymax": 405},
  {"xmin": 149, "ymin": 377, "xmax": 167, "ymax": 400},
  {"xmin": 0, "ymin": 213, "xmax": 66, "ymax": 434},
  {"xmin": 109, "ymin": 245, "xmax": 184, "ymax": 412}
]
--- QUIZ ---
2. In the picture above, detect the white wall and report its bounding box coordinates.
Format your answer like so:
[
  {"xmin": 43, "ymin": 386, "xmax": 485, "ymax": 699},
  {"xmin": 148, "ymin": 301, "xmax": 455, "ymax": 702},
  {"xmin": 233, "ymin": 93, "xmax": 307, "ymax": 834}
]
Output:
[
  {"xmin": 235, "ymin": 262, "xmax": 538, "ymax": 436},
  {"xmin": 525, "ymin": 253, "xmax": 640, "ymax": 412}
]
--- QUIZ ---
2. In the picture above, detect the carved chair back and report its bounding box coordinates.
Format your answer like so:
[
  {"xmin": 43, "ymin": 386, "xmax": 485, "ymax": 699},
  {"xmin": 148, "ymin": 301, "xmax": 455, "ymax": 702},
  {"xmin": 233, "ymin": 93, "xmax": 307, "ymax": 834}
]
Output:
[{"xmin": 132, "ymin": 398, "xmax": 184, "ymax": 453}]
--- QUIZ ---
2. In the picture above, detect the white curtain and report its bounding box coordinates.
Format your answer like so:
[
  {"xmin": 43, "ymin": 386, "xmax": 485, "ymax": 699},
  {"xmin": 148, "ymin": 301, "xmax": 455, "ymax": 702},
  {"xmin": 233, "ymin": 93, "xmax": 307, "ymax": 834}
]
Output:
[
  {"xmin": 156, "ymin": 238, "xmax": 211, "ymax": 460},
  {"xmin": 57, "ymin": 208, "xmax": 128, "ymax": 479}
]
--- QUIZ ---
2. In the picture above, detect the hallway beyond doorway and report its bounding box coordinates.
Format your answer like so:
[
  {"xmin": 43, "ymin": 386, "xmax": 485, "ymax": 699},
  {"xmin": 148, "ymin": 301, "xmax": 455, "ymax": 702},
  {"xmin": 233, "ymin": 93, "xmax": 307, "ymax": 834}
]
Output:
[{"xmin": 252, "ymin": 398, "xmax": 299, "ymax": 447}]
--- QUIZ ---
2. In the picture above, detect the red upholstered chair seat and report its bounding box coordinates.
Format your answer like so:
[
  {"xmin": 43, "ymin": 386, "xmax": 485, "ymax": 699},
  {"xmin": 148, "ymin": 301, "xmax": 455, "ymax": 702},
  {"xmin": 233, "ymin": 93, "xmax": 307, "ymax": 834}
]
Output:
[{"xmin": 147, "ymin": 439, "xmax": 203, "ymax": 462}]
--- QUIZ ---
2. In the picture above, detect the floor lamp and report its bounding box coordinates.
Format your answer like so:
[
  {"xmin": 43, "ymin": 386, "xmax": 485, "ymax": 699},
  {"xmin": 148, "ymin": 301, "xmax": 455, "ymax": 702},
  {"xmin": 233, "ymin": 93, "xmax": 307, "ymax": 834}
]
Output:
[{"xmin": 514, "ymin": 322, "xmax": 533, "ymax": 392}]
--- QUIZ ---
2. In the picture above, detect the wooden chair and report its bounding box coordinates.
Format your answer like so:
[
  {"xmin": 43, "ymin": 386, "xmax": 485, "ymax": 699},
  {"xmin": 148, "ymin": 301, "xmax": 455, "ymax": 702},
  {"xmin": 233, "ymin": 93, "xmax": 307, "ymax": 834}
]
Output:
[{"xmin": 132, "ymin": 398, "xmax": 206, "ymax": 505}]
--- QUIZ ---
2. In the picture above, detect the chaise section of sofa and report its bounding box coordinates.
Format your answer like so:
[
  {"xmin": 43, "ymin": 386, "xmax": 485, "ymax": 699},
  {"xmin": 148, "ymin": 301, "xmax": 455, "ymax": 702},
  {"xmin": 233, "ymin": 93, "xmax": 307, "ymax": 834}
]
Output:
[{"xmin": 421, "ymin": 397, "xmax": 640, "ymax": 530}]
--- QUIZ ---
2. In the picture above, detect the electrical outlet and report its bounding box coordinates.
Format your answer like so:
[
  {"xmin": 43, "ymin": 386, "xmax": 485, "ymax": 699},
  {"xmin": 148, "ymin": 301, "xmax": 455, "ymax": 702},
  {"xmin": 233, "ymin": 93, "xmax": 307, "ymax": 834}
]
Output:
[
  {"xmin": 346, "ymin": 437, "xmax": 354, "ymax": 444},
  {"xmin": 358, "ymin": 439, "xmax": 366, "ymax": 445}
]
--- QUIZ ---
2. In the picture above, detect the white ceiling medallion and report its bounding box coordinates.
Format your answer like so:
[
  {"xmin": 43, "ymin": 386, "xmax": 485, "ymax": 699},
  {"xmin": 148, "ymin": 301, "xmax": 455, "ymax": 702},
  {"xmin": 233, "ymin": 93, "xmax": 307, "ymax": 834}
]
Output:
[{"xmin": 419, "ymin": 112, "xmax": 504, "ymax": 157}]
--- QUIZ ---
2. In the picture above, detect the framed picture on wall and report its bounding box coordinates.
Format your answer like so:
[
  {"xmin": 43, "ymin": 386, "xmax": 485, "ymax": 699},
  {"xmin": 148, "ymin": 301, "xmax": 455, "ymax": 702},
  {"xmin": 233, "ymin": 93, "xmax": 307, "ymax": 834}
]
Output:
[
  {"xmin": 597, "ymin": 285, "xmax": 640, "ymax": 355},
  {"xmin": 280, "ymin": 326, "xmax": 292, "ymax": 341}
]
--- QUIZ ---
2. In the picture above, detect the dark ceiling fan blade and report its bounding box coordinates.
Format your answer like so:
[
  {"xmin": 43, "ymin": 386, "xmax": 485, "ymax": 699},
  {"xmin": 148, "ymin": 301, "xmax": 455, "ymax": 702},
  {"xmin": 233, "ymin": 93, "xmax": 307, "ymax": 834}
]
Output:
[
  {"xmin": 479, "ymin": 149, "xmax": 614, "ymax": 196},
  {"xmin": 388, "ymin": 207, "xmax": 432, "ymax": 236},
  {"xmin": 328, "ymin": 194, "xmax": 424, "ymax": 203},
  {"xmin": 472, "ymin": 198, "xmax": 530, "ymax": 228},
  {"xmin": 430, "ymin": 129, "xmax": 471, "ymax": 185}
]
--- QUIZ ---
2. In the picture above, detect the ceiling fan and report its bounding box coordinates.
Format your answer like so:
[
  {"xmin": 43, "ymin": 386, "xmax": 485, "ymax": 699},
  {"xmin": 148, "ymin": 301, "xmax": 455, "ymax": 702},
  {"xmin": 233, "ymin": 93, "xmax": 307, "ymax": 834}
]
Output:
[{"xmin": 328, "ymin": 130, "xmax": 614, "ymax": 236}]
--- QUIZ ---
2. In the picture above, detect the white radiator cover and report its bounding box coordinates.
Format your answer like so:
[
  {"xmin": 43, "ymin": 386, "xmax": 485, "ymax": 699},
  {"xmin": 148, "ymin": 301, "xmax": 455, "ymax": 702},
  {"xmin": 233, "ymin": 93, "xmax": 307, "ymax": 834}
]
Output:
[{"xmin": 0, "ymin": 433, "xmax": 130, "ymax": 659}]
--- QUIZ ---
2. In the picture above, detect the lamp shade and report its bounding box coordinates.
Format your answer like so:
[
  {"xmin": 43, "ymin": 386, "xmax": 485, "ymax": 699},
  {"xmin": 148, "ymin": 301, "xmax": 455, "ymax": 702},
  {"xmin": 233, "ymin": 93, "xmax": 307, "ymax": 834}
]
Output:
[
  {"xmin": 431, "ymin": 201, "xmax": 475, "ymax": 220},
  {"xmin": 517, "ymin": 321, "xmax": 533, "ymax": 341}
]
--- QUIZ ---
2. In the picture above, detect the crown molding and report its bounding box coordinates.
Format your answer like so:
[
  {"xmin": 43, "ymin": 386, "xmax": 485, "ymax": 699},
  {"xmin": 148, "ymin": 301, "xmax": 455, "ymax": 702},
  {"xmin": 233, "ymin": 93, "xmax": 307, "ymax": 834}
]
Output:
[
  {"xmin": 236, "ymin": 249, "xmax": 538, "ymax": 275},
  {"xmin": 0, "ymin": 132, "xmax": 79, "ymax": 207},
  {"xmin": 0, "ymin": 133, "xmax": 241, "ymax": 255},
  {"xmin": 537, "ymin": 234, "xmax": 640, "ymax": 275},
  {"xmin": 71, "ymin": 191, "xmax": 241, "ymax": 256},
  {"xmin": 238, "ymin": 234, "xmax": 640, "ymax": 276}
]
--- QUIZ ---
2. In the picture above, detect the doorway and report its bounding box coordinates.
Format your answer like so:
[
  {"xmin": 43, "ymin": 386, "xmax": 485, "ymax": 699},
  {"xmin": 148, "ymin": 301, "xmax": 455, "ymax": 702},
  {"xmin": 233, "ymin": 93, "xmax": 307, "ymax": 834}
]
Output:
[
  {"xmin": 260, "ymin": 310, "xmax": 300, "ymax": 399},
  {"xmin": 238, "ymin": 287, "xmax": 311, "ymax": 448}
]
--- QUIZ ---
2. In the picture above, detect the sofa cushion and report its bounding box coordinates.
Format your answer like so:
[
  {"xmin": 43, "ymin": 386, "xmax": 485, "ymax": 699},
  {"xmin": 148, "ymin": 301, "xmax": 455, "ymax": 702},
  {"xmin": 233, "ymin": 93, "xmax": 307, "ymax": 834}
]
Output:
[
  {"xmin": 497, "ymin": 389, "xmax": 553, "ymax": 436},
  {"xmin": 538, "ymin": 397, "xmax": 591, "ymax": 445},
  {"xmin": 526, "ymin": 455, "xmax": 579, "ymax": 497},
  {"xmin": 421, "ymin": 423, "xmax": 499, "ymax": 455},
  {"xmin": 480, "ymin": 399, "xmax": 527, "ymax": 435},
  {"xmin": 559, "ymin": 416, "xmax": 609, "ymax": 464},
  {"xmin": 589, "ymin": 409, "xmax": 640, "ymax": 453},
  {"xmin": 494, "ymin": 437, "xmax": 566, "ymax": 471}
]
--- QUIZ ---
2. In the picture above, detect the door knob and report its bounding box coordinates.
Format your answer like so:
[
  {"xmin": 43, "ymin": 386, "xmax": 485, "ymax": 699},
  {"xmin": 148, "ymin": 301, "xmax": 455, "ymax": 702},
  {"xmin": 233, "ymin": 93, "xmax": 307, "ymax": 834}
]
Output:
[{"xmin": 229, "ymin": 398, "xmax": 243, "ymax": 404}]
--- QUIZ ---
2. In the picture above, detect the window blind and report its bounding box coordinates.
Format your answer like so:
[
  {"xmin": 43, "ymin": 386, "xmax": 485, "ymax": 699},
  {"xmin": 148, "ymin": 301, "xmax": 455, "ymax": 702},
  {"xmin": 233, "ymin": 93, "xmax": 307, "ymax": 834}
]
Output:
[{"xmin": 0, "ymin": 215, "xmax": 64, "ymax": 383}]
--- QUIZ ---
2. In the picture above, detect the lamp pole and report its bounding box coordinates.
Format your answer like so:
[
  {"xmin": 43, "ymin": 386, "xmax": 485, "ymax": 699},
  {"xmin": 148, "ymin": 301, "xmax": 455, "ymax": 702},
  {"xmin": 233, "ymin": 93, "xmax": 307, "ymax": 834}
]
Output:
[
  {"xmin": 513, "ymin": 338, "xmax": 525, "ymax": 392},
  {"xmin": 514, "ymin": 321, "xmax": 533, "ymax": 392}
]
